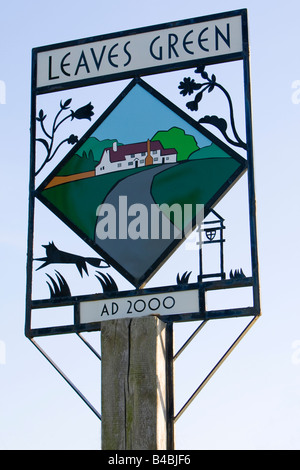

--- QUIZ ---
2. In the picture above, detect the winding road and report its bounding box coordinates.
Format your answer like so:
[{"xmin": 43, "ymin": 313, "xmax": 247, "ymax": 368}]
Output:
[{"xmin": 94, "ymin": 163, "xmax": 180, "ymax": 286}]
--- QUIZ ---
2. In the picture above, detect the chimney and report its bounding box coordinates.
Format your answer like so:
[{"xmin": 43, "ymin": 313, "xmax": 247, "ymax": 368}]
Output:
[
  {"xmin": 147, "ymin": 139, "xmax": 151, "ymax": 157},
  {"xmin": 113, "ymin": 141, "xmax": 117, "ymax": 152},
  {"xmin": 145, "ymin": 139, "xmax": 153, "ymax": 166}
]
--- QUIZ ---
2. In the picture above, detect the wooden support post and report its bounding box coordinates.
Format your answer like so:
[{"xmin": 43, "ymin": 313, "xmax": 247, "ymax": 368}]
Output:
[{"xmin": 101, "ymin": 316, "xmax": 173, "ymax": 450}]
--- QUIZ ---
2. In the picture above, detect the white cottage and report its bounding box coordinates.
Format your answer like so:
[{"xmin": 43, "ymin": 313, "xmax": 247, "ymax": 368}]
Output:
[{"xmin": 95, "ymin": 139, "xmax": 177, "ymax": 175}]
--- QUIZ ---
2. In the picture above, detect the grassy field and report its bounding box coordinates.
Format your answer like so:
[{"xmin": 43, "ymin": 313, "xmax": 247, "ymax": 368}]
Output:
[
  {"xmin": 42, "ymin": 156, "xmax": 243, "ymax": 240},
  {"xmin": 151, "ymin": 157, "xmax": 242, "ymax": 226},
  {"xmin": 42, "ymin": 165, "xmax": 150, "ymax": 239}
]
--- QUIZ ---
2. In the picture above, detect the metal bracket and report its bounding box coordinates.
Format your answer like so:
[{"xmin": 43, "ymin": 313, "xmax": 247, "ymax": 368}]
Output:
[
  {"xmin": 29, "ymin": 335, "xmax": 102, "ymax": 421},
  {"xmin": 173, "ymin": 315, "xmax": 259, "ymax": 423},
  {"xmin": 29, "ymin": 314, "xmax": 259, "ymax": 446}
]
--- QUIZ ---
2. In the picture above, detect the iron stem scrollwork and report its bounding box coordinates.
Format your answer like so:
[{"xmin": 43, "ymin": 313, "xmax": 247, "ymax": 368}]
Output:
[
  {"xmin": 178, "ymin": 65, "xmax": 247, "ymax": 150},
  {"xmin": 35, "ymin": 99, "xmax": 94, "ymax": 176}
]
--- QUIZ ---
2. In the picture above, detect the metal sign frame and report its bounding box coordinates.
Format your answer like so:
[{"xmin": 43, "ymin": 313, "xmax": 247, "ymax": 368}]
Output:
[
  {"xmin": 26, "ymin": 9, "xmax": 260, "ymax": 338},
  {"xmin": 35, "ymin": 77, "xmax": 247, "ymax": 289}
]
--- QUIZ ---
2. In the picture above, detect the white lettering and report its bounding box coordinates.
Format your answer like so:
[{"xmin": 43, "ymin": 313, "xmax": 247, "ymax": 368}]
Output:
[
  {"xmin": 128, "ymin": 203, "xmax": 148, "ymax": 240},
  {"xmin": 96, "ymin": 204, "xmax": 116, "ymax": 239},
  {"xmin": 96, "ymin": 197, "xmax": 204, "ymax": 241},
  {"xmin": 107, "ymin": 454, "xmax": 143, "ymax": 467}
]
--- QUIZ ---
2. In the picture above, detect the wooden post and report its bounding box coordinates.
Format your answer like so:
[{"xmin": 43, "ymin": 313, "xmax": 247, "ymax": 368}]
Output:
[{"xmin": 101, "ymin": 316, "xmax": 173, "ymax": 450}]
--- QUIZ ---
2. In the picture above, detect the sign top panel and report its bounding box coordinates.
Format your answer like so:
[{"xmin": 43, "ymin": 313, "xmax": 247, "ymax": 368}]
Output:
[{"xmin": 34, "ymin": 9, "xmax": 246, "ymax": 93}]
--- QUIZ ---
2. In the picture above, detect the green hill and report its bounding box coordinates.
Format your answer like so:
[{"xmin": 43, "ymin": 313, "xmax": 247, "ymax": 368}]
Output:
[
  {"xmin": 189, "ymin": 142, "xmax": 231, "ymax": 160},
  {"xmin": 152, "ymin": 157, "xmax": 242, "ymax": 227},
  {"xmin": 151, "ymin": 127, "xmax": 199, "ymax": 161}
]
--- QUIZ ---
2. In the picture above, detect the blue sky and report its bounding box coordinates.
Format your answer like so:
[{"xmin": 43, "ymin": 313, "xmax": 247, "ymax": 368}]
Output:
[
  {"xmin": 93, "ymin": 81, "xmax": 212, "ymax": 147},
  {"xmin": 1, "ymin": 0, "xmax": 300, "ymax": 451}
]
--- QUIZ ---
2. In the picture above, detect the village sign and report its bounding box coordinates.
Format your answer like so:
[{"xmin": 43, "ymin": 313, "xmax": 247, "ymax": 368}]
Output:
[{"xmin": 26, "ymin": 9, "xmax": 260, "ymax": 337}]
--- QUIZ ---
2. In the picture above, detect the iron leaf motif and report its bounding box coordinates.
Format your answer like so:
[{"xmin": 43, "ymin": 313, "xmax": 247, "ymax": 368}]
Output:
[
  {"xmin": 179, "ymin": 66, "xmax": 247, "ymax": 150},
  {"xmin": 35, "ymin": 99, "xmax": 94, "ymax": 176}
]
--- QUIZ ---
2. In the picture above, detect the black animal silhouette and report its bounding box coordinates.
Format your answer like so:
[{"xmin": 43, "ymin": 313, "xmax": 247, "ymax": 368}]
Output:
[{"xmin": 35, "ymin": 242, "xmax": 110, "ymax": 276}]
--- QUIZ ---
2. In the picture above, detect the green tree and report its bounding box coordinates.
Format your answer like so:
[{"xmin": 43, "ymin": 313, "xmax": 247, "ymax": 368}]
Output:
[{"xmin": 151, "ymin": 127, "xmax": 199, "ymax": 161}]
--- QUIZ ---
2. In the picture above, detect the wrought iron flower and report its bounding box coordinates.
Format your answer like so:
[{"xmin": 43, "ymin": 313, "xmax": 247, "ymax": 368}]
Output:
[
  {"xmin": 178, "ymin": 66, "xmax": 247, "ymax": 150},
  {"xmin": 71, "ymin": 102, "xmax": 94, "ymax": 121},
  {"xmin": 186, "ymin": 99, "xmax": 200, "ymax": 111},
  {"xmin": 195, "ymin": 64, "xmax": 208, "ymax": 79},
  {"xmin": 35, "ymin": 99, "xmax": 95, "ymax": 176},
  {"xmin": 178, "ymin": 77, "xmax": 201, "ymax": 96},
  {"xmin": 67, "ymin": 134, "xmax": 78, "ymax": 145}
]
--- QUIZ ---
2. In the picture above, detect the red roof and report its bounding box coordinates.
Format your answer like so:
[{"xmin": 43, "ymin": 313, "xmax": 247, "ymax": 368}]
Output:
[{"xmin": 101, "ymin": 141, "xmax": 177, "ymax": 163}]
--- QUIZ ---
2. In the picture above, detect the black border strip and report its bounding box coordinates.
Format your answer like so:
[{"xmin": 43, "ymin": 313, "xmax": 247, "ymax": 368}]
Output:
[
  {"xmin": 28, "ymin": 277, "xmax": 258, "ymax": 337},
  {"xmin": 31, "ymin": 276, "xmax": 254, "ymax": 309},
  {"xmin": 28, "ymin": 309, "xmax": 258, "ymax": 338}
]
